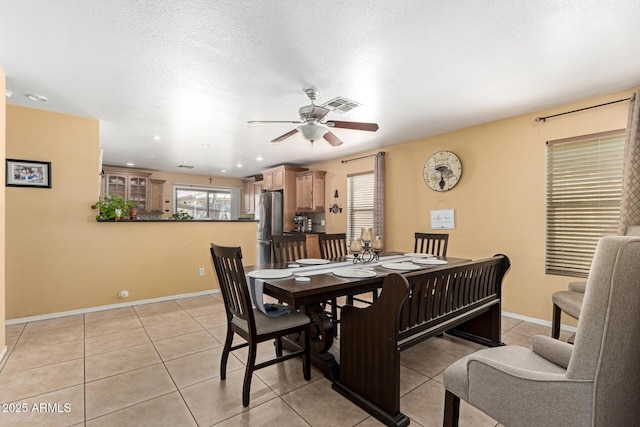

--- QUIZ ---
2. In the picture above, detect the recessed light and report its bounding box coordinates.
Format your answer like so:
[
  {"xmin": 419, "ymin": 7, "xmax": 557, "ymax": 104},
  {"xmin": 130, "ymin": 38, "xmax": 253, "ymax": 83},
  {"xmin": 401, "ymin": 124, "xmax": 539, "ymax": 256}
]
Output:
[
  {"xmin": 126, "ymin": 162, "xmax": 135, "ymax": 167},
  {"xmin": 256, "ymin": 156, "xmax": 263, "ymax": 161},
  {"xmin": 221, "ymin": 169, "xmax": 227, "ymax": 173},
  {"xmin": 5, "ymin": 90, "xmax": 12, "ymax": 98},
  {"xmin": 201, "ymin": 144, "xmax": 210, "ymax": 148},
  {"xmin": 236, "ymin": 163, "xmax": 243, "ymax": 168},
  {"xmin": 25, "ymin": 94, "xmax": 47, "ymax": 102},
  {"xmin": 153, "ymin": 136, "xmax": 161, "ymax": 141}
]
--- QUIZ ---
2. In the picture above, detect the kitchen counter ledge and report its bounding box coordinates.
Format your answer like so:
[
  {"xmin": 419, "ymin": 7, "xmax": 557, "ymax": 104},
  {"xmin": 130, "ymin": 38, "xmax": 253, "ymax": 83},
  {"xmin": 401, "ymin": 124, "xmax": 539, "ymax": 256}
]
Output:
[{"xmin": 96, "ymin": 219, "xmax": 258, "ymax": 223}]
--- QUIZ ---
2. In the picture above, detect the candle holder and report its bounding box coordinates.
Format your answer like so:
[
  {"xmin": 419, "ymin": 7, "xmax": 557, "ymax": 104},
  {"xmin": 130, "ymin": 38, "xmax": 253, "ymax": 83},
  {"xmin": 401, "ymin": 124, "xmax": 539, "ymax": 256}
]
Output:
[{"xmin": 350, "ymin": 229, "xmax": 382, "ymax": 264}]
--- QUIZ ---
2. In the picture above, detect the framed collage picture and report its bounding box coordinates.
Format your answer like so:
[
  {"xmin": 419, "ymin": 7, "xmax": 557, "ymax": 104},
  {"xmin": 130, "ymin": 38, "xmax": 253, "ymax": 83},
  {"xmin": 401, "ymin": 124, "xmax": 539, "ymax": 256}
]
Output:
[{"xmin": 6, "ymin": 159, "xmax": 52, "ymax": 188}]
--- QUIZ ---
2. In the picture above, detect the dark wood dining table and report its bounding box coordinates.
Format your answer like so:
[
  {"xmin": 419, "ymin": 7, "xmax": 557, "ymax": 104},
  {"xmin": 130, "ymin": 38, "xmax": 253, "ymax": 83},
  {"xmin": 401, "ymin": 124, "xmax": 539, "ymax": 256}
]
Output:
[{"xmin": 245, "ymin": 254, "xmax": 470, "ymax": 381}]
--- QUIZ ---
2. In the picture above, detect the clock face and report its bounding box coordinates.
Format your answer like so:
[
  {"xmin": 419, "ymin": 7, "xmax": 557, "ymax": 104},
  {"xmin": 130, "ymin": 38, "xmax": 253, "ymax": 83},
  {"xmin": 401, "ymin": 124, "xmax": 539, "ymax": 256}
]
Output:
[{"xmin": 423, "ymin": 151, "xmax": 462, "ymax": 192}]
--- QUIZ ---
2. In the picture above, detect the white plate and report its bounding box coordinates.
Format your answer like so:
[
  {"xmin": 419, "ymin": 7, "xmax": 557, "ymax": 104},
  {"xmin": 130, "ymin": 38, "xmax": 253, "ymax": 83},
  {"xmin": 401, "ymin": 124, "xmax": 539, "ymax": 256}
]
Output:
[
  {"xmin": 403, "ymin": 252, "xmax": 434, "ymax": 258},
  {"xmin": 333, "ymin": 268, "xmax": 377, "ymax": 278},
  {"xmin": 381, "ymin": 262, "xmax": 421, "ymax": 271},
  {"xmin": 296, "ymin": 258, "xmax": 330, "ymax": 265},
  {"xmin": 412, "ymin": 258, "xmax": 448, "ymax": 265},
  {"xmin": 247, "ymin": 269, "xmax": 292, "ymax": 279}
]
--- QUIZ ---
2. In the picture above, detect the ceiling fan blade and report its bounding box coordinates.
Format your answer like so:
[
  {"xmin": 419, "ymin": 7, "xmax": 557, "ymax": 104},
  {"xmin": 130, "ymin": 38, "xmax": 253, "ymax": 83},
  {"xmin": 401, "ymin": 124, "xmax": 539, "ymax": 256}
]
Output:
[
  {"xmin": 325, "ymin": 120, "xmax": 379, "ymax": 132},
  {"xmin": 271, "ymin": 128, "xmax": 299, "ymax": 143},
  {"xmin": 323, "ymin": 131, "xmax": 343, "ymax": 146},
  {"xmin": 248, "ymin": 120, "xmax": 303, "ymax": 124}
]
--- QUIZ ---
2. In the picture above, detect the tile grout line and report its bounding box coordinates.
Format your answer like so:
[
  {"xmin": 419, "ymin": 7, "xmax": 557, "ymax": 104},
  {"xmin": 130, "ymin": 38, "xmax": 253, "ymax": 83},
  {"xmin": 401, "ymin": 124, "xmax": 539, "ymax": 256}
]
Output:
[{"xmin": 137, "ymin": 303, "xmax": 201, "ymax": 426}]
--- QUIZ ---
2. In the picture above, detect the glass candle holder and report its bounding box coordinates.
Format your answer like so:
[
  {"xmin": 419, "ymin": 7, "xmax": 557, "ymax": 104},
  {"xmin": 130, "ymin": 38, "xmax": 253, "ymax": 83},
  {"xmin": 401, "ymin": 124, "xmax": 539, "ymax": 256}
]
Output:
[
  {"xmin": 360, "ymin": 227, "xmax": 373, "ymax": 244},
  {"xmin": 371, "ymin": 236, "xmax": 383, "ymax": 252},
  {"xmin": 350, "ymin": 239, "xmax": 362, "ymax": 253}
]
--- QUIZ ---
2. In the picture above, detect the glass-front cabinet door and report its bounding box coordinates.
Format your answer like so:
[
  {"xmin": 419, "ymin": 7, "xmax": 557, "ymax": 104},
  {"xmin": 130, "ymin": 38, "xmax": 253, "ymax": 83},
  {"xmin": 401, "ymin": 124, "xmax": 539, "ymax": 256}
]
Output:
[
  {"xmin": 101, "ymin": 167, "xmax": 159, "ymax": 213},
  {"xmin": 105, "ymin": 174, "xmax": 127, "ymax": 199},
  {"xmin": 129, "ymin": 177, "xmax": 147, "ymax": 211}
]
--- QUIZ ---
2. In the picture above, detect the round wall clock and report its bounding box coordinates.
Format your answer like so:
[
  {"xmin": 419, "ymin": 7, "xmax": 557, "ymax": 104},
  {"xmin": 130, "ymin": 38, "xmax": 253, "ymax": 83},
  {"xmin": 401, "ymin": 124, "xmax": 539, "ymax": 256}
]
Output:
[{"xmin": 423, "ymin": 151, "xmax": 462, "ymax": 192}]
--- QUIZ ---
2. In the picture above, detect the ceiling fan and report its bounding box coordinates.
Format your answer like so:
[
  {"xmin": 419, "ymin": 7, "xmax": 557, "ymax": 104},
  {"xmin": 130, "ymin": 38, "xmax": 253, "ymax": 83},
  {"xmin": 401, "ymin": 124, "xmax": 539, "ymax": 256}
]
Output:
[{"xmin": 248, "ymin": 87, "xmax": 379, "ymax": 146}]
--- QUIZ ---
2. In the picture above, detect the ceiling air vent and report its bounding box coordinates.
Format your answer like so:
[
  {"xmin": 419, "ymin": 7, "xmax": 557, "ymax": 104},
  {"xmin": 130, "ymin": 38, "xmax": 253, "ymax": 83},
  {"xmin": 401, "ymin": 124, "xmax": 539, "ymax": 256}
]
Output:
[
  {"xmin": 321, "ymin": 97, "xmax": 361, "ymax": 115},
  {"xmin": 177, "ymin": 164, "xmax": 195, "ymax": 169}
]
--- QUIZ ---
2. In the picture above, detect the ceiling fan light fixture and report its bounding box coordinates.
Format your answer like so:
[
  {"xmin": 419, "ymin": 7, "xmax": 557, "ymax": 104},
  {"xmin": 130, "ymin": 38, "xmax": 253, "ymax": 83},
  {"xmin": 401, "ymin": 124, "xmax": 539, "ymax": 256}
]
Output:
[{"xmin": 297, "ymin": 123, "xmax": 329, "ymax": 142}]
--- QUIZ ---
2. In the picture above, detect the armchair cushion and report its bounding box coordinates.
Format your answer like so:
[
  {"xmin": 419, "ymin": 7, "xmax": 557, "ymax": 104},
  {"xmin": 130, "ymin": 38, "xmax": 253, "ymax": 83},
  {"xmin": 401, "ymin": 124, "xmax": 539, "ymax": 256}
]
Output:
[
  {"xmin": 532, "ymin": 335, "xmax": 573, "ymax": 369},
  {"xmin": 444, "ymin": 345, "xmax": 567, "ymax": 402}
]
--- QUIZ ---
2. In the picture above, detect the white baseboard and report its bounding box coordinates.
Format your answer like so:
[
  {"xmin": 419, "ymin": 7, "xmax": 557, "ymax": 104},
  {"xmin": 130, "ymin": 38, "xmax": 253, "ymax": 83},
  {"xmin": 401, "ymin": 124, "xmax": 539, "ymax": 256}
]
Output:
[
  {"xmin": 5, "ymin": 289, "xmax": 221, "ymax": 326},
  {"xmin": 502, "ymin": 310, "xmax": 577, "ymax": 333},
  {"xmin": 0, "ymin": 345, "xmax": 7, "ymax": 364}
]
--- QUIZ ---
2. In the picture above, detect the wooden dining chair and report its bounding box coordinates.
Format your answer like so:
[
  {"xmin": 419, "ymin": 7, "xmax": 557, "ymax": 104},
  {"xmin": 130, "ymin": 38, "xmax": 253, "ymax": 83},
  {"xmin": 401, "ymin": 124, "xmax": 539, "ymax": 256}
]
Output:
[
  {"xmin": 272, "ymin": 234, "xmax": 308, "ymax": 263},
  {"xmin": 414, "ymin": 232, "xmax": 449, "ymax": 257},
  {"xmin": 210, "ymin": 243, "xmax": 311, "ymax": 407},
  {"xmin": 318, "ymin": 233, "xmax": 349, "ymax": 259}
]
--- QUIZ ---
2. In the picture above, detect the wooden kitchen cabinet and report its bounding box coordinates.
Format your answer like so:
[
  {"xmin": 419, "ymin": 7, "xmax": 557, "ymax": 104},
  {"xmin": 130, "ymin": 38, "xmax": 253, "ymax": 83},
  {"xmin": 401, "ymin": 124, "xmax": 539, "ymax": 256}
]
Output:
[
  {"xmin": 262, "ymin": 165, "xmax": 306, "ymax": 191},
  {"xmin": 243, "ymin": 178, "xmax": 256, "ymax": 214},
  {"xmin": 295, "ymin": 170, "xmax": 326, "ymax": 212},
  {"xmin": 149, "ymin": 179, "xmax": 166, "ymax": 213},
  {"xmin": 261, "ymin": 165, "xmax": 307, "ymax": 230},
  {"xmin": 262, "ymin": 166, "xmax": 284, "ymax": 190},
  {"xmin": 102, "ymin": 167, "xmax": 164, "ymax": 213},
  {"xmin": 254, "ymin": 180, "xmax": 263, "ymax": 212}
]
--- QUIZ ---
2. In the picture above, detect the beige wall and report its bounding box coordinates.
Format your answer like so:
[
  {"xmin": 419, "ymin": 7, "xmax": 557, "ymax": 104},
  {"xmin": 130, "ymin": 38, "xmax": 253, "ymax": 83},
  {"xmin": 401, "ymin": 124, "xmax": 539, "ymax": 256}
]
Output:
[
  {"xmin": 1, "ymin": 68, "xmax": 6, "ymax": 352},
  {"xmin": 5, "ymin": 106, "xmax": 256, "ymax": 319},
  {"xmin": 310, "ymin": 87, "xmax": 637, "ymax": 322}
]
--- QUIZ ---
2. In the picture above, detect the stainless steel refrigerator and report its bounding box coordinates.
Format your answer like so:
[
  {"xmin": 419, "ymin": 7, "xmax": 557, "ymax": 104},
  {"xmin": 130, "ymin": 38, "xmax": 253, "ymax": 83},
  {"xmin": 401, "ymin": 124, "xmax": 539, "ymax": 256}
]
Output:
[{"xmin": 256, "ymin": 191, "xmax": 283, "ymax": 264}]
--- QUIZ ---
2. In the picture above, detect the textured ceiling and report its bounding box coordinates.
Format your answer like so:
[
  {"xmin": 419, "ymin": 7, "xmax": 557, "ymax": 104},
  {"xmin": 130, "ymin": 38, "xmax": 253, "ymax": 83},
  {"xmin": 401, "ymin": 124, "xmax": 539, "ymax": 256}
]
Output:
[{"xmin": 2, "ymin": 1, "xmax": 640, "ymax": 178}]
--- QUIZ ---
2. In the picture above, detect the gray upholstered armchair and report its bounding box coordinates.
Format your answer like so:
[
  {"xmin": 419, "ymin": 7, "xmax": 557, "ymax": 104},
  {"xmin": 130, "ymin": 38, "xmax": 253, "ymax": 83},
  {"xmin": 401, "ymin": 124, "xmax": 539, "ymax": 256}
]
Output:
[
  {"xmin": 443, "ymin": 236, "xmax": 640, "ymax": 427},
  {"xmin": 551, "ymin": 225, "xmax": 640, "ymax": 339}
]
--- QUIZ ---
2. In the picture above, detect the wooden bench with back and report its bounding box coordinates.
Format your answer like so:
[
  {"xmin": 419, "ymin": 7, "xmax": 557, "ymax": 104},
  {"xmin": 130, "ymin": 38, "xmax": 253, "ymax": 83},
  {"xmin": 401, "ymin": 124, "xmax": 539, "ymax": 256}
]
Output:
[{"xmin": 332, "ymin": 254, "xmax": 511, "ymax": 427}]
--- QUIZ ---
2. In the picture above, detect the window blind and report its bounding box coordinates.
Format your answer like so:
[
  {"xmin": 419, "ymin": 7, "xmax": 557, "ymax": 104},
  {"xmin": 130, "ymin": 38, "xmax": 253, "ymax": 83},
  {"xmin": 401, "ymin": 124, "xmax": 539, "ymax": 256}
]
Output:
[
  {"xmin": 545, "ymin": 130, "xmax": 625, "ymax": 277},
  {"xmin": 347, "ymin": 172, "xmax": 374, "ymax": 244}
]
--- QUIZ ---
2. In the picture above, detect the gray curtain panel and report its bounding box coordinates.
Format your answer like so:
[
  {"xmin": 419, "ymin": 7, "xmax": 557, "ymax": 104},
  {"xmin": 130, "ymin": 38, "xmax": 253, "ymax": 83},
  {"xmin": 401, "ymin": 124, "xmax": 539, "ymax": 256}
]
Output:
[
  {"xmin": 618, "ymin": 90, "xmax": 640, "ymax": 235},
  {"xmin": 373, "ymin": 151, "xmax": 385, "ymax": 238}
]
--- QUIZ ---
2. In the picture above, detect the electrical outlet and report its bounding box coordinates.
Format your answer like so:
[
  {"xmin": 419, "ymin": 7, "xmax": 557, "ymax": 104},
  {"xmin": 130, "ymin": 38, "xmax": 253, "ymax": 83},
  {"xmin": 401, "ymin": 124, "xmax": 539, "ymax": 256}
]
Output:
[{"xmin": 198, "ymin": 267, "xmax": 205, "ymax": 276}]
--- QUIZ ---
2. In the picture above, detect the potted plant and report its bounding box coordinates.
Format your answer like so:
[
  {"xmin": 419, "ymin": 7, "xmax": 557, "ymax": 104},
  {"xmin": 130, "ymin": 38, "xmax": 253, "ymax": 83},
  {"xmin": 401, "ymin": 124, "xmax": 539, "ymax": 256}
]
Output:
[
  {"xmin": 91, "ymin": 194, "xmax": 135, "ymax": 221},
  {"xmin": 169, "ymin": 210, "xmax": 194, "ymax": 220}
]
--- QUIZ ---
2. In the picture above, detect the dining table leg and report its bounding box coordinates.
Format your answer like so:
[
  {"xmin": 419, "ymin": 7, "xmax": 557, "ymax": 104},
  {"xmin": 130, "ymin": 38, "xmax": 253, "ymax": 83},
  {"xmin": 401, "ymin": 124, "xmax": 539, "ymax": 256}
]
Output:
[
  {"xmin": 281, "ymin": 302, "xmax": 341, "ymax": 381},
  {"xmin": 305, "ymin": 302, "xmax": 341, "ymax": 381}
]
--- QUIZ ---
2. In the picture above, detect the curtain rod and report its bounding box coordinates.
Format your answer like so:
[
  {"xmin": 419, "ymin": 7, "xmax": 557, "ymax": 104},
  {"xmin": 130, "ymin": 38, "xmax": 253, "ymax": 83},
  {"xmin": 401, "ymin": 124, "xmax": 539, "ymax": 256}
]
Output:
[
  {"xmin": 535, "ymin": 98, "xmax": 630, "ymax": 123},
  {"xmin": 341, "ymin": 151, "xmax": 385, "ymax": 164}
]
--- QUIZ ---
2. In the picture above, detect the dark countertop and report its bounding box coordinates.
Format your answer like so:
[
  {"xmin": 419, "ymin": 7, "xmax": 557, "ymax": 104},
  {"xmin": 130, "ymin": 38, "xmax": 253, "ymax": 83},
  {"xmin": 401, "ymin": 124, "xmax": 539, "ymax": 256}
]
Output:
[{"xmin": 97, "ymin": 219, "xmax": 259, "ymax": 223}]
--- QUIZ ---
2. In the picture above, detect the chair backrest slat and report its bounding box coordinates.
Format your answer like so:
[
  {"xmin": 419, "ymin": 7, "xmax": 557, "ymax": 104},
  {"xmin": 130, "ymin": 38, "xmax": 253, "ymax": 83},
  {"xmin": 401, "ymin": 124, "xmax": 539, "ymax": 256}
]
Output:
[
  {"xmin": 272, "ymin": 234, "xmax": 307, "ymax": 263},
  {"xmin": 319, "ymin": 233, "xmax": 348, "ymax": 259},
  {"xmin": 414, "ymin": 232, "xmax": 449, "ymax": 257}
]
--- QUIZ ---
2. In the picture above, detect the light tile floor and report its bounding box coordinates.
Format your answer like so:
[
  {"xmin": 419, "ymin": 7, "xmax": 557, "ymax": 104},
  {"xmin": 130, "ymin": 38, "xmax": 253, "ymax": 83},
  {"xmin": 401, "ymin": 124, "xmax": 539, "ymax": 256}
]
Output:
[{"xmin": 0, "ymin": 294, "xmax": 571, "ymax": 426}]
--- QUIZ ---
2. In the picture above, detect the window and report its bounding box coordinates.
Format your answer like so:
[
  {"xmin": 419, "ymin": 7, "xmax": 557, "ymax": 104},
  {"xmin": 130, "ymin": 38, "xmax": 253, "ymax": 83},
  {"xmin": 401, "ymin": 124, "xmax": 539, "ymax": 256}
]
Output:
[
  {"xmin": 545, "ymin": 129, "xmax": 625, "ymax": 277},
  {"xmin": 174, "ymin": 186, "xmax": 240, "ymax": 219},
  {"xmin": 347, "ymin": 172, "xmax": 374, "ymax": 244}
]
